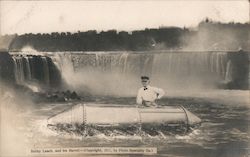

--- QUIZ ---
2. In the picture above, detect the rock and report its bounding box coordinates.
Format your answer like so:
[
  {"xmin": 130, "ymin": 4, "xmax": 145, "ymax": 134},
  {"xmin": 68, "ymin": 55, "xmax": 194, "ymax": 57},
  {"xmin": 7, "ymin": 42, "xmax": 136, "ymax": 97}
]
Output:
[
  {"xmin": 70, "ymin": 91, "xmax": 80, "ymax": 100},
  {"xmin": 0, "ymin": 51, "xmax": 15, "ymax": 84}
]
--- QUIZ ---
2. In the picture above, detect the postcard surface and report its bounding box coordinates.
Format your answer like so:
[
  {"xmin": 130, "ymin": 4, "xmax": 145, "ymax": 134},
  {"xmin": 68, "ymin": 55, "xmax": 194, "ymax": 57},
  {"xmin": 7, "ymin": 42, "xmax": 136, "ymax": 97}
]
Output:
[{"xmin": 0, "ymin": 1, "xmax": 249, "ymax": 157}]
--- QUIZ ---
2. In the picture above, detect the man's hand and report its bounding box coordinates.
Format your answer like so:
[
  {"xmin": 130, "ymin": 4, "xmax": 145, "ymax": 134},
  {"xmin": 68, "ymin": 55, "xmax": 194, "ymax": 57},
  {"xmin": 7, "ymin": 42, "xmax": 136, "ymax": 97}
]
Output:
[
  {"xmin": 154, "ymin": 98, "xmax": 159, "ymax": 104},
  {"xmin": 154, "ymin": 99, "xmax": 162, "ymax": 108}
]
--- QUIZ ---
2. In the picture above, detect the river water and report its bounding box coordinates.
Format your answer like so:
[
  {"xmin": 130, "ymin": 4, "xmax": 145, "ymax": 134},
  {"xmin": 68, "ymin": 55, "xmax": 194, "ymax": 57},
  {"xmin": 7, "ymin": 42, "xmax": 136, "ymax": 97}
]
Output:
[{"xmin": 1, "ymin": 89, "xmax": 249, "ymax": 157}]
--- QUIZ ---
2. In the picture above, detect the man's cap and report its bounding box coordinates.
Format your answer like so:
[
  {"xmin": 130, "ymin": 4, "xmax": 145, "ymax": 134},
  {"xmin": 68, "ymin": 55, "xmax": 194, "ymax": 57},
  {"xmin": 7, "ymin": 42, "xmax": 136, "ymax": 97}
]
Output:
[{"xmin": 141, "ymin": 76, "xmax": 149, "ymax": 80}]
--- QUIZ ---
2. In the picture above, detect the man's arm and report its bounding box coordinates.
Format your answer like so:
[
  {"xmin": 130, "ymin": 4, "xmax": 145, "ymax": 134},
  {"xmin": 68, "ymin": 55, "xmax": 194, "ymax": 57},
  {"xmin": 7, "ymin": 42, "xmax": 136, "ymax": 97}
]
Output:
[
  {"xmin": 153, "ymin": 87, "xmax": 165, "ymax": 99},
  {"xmin": 136, "ymin": 89, "xmax": 143, "ymax": 104}
]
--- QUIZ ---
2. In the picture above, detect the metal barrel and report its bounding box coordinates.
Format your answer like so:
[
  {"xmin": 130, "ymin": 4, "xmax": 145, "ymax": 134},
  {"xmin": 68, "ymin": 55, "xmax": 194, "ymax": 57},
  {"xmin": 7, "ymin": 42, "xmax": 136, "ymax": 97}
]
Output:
[{"xmin": 47, "ymin": 103, "xmax": 201, "ymax": 127}]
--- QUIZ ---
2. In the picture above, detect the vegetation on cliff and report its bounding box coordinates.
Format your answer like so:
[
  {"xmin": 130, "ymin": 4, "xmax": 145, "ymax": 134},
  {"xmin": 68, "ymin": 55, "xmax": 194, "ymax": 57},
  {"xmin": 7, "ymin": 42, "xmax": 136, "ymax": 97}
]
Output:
[{"xmin": 1, "ymin": 20, "xmax": 249, "ymax": 52}]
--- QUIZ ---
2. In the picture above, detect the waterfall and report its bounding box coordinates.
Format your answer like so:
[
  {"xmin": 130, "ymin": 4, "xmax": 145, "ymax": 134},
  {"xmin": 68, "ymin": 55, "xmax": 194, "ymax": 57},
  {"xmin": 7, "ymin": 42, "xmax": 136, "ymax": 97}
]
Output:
[
  {"xmin": 50, "ymin": 51, "xmax": 233, "ymax": 95},
  {"xmin": 41, "ymin": 57, "xmax": 50, "ymax": 85},
  {"xmin": 24, "ymin": 57, "xmax": 32, "ymax": 81},
  {"xmin": 11, "ymin": 55, "xmax": 55, "ymax": 88},
  {"xmin": 225, "ymin": 60, "xmax": 233, "ymax": 82},
  {"xmin": 9, "ymin": 51, "xmax": 247, "ymax": 95},
  {"xmin": 12, "ymin": 56, "xmax": 25, "ymax": 84},
  {"xmin": 150, "ymin": 52, "xmax": 228, "ymax": 89},
  {"xmin": 12, "ymin": 57, "xmax": 19, "ymax": 83}
]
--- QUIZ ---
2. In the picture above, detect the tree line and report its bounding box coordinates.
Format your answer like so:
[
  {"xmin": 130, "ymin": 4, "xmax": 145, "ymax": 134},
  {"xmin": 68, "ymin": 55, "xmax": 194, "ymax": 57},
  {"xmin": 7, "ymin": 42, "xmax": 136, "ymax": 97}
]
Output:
[{"xmin": 3, "ymin": 20, "xmax": 250, "ymax": 52}]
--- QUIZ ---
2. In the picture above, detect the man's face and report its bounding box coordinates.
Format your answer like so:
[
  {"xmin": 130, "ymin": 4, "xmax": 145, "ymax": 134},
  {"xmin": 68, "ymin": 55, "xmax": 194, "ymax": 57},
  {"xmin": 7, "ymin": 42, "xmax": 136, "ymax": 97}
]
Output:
[{"xmin": 141, "ymin": 79, "xmax": 149, "ymax": 87}]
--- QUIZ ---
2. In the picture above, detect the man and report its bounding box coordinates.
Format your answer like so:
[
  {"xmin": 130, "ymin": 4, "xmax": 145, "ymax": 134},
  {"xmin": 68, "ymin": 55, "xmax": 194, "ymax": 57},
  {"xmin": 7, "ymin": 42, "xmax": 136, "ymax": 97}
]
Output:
[{"xmin": 136, "ymin": 76, "xmax": 165, "ymax": 107}]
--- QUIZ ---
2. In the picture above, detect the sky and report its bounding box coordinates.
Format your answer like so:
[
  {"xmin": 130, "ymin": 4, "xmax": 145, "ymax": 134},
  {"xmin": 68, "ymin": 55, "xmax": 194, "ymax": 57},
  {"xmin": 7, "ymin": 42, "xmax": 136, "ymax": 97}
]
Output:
[{"xmin": 0, "ymin": 0, "xmax": 249, "ymax": 35}]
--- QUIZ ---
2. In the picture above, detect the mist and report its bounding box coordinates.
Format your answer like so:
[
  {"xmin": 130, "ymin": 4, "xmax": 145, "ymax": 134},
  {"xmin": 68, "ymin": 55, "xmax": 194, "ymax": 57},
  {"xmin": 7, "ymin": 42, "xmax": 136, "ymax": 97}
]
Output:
[
  {"xmin": 180, "ymin": 21, "xmax": 250, "ymax": 51},
  {"xmin": 53, "ymin": 51, "xmax": 232, "ymax": 97},
  {"xmin": 0, "ymin": 84, "xmax": 34, "ymax": 156},
  {"xmin": 54, "ymin": 53, "xmax": 140, "ymax": 96}
]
